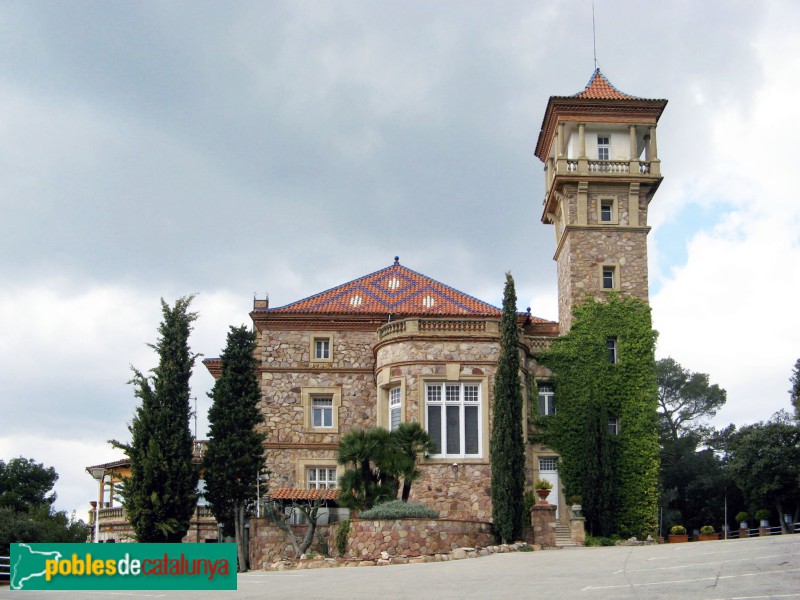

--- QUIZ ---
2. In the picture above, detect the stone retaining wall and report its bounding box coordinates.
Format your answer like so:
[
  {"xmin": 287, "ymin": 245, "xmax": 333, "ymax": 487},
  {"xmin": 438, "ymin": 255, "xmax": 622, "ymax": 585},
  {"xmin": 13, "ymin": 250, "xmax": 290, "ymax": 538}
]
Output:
[
  {"xmin": 331, "ymin": 518, "xmax": 494, "ymax": 560},
  {"xmin": 249, "ymin": 518, "xmax": 330, "ymax": 568}
]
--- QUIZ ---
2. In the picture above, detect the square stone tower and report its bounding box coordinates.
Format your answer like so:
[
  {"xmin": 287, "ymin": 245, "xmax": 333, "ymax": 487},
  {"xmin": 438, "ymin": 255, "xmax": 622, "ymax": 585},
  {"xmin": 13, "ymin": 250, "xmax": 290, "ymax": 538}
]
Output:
[{"xmin": 535, "ymin": 70, "xmax": 667, "ymax": 333}]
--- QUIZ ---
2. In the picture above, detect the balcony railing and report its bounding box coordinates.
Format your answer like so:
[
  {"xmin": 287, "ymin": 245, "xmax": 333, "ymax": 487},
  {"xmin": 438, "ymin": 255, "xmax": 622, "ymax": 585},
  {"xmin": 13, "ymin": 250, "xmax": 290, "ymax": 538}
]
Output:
[
  {"xmin": 95, "ymin": 505, "xmax": 216, "ymax": 524},
  {"xmin": 378, "ymin": 318, "xmax": 498, "ymax": 340},
  {"xmin": 547, "ymin": 158, "xmax": 659, "ymax": 192}
]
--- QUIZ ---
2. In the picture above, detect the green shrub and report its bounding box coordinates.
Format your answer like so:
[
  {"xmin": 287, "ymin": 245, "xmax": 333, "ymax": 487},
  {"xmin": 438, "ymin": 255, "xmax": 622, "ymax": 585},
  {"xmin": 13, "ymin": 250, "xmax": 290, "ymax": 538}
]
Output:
[
  {"xmin": 699, "ymin": 525, "xmax": 715, "ymax": 535},
  {"xmin": 358, "ymin": 500, "xmax": 439, "ymax": 520},
  {"xmin": 734, "ymin": 511, "xmax": 749, "ymax": 524},
  {"xmin": 584, "ymin": 534, "xmax": 618, "ymax": 547},
  {"xmin": 335, "ymin": 519, "xmax": 351, "ymax": 556},
  {"xmin": 670, "ymin": 525, "xmax": 686, "ymax": 535},
  {"xmin": 534, "ymin": 479, "xmax": 553, "ymax": 490},
  {"xmin": 754, "ymin": 509, "xmax": 770, "ymax": 522}
]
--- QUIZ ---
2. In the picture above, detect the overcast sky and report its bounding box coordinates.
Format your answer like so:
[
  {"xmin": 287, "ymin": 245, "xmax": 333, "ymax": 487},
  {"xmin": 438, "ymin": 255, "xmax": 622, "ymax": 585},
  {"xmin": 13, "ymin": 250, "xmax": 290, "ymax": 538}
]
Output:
[{"xmin": 2, "ymin": 0, "xmax": 799, "ymax": 521}]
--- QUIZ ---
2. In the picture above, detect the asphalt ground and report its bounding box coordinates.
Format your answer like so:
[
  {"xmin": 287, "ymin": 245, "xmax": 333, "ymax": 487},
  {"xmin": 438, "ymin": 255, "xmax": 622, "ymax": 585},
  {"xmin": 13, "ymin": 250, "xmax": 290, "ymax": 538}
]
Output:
[{"xmin": 3, "ymin": 534, "xmax": 799, "ymax": 599}]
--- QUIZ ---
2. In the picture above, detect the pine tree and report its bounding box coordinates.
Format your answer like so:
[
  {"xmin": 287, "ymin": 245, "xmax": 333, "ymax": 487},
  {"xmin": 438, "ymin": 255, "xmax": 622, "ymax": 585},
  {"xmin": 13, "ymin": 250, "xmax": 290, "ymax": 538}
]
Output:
[
  {"xmin": 111, "ymin": 296, "xmax": 199, "ymax": 542},
  {"xmin": 490, "ymin": 272, "xmax": 526, "ymax": 543},
  {"xmin": 203, "ymin": 325, "xmax": 265, "ymax": 571}
]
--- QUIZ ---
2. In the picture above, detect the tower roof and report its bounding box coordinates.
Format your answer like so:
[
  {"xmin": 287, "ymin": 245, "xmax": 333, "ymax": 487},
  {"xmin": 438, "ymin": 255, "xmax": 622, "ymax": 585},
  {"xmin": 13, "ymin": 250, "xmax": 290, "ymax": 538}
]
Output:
[
  {"xmin": 534, "ymin": 70, "xmax": 667, "ymax": 162},
  {"xmin": 261, "ymin": 258, "xmax": 503, "ymax": 317},
  {"xmin": 573, "ymin": 68, "xmax": 639, "ymax": 100}
]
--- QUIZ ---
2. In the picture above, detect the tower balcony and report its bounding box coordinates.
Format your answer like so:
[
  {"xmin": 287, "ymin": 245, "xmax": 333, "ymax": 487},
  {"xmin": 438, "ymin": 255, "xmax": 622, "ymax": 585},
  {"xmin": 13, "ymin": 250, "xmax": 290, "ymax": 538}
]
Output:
[{"xmin": 544, "ymin": 156, "xmax": 661, "ymax": 199}]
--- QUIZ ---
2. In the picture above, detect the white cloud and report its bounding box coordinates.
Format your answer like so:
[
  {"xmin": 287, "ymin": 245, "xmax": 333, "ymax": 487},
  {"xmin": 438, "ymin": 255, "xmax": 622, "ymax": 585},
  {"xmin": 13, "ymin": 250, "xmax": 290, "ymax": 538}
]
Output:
[{"xmin": 652, "ymin": 9, "xmax": 800, "ymax": 426}]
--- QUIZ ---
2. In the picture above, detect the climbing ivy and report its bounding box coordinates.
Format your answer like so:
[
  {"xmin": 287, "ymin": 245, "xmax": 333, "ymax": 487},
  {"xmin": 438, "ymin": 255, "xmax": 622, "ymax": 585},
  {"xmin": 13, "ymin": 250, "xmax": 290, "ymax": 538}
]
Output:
[{"xmin": 538, "ymin": 295, "xmax": 659, "ymax": 539}]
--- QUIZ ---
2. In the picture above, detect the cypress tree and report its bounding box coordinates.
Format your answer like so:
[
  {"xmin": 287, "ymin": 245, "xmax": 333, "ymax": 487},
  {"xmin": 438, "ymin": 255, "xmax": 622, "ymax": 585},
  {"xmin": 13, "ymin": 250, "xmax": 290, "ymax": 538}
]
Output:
[
  {"xmin": 111, "ymin": 296, "xmax": 199, "ymax": 542},
  {"xmin": 204, "ymin": 325, "xmax": 265, "ymax": 571},
  {"xmin": 491, "ymin": 272, "xmax": 526, "ymax": 543}
]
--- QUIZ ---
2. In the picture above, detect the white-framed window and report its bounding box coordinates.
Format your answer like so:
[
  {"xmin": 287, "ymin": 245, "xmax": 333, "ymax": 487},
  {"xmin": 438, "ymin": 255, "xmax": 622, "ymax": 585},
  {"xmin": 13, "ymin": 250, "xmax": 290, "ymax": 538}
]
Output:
[
  {"xmin": 307, "ymin": 467, "xmax": 338, "ymax": 489},
  {"xmin": 538, "ymin": 383, "xmax": 555, "ymax": 416},
  {"xmin": 606, "ymin": 337, "xmax": 618, "ymax": 364},
  {"xmin": 425, "ymin": 382, "xmax": 481, "ymax": 458},
  {"xmin": 312, "ymin": 397, "xmax": 333, "ymax": 428},
  {"xmin": 539, "ymin": 457, "xmax": 558, "ymax": 471},
  {"xmin": 314, "ymin": 338, "xmax": 330, "ymax": 360},
  {"xmin": 602, "ymin": 265, "xmax": 616, "ymax": 290},
  {"xmin": 310, "ymin": 333, "xmax": 333, "ymax": 363},
  {"xmin": 389, "ymin": 386, "xmax": 401, "ymax": 431},
  {"xmin": 608, "ymin": 416, "xmax": 620, "ymax": 436},
  {"xmin": 597, "ymin": 135, "xmax": 610, "ymax": 161}
]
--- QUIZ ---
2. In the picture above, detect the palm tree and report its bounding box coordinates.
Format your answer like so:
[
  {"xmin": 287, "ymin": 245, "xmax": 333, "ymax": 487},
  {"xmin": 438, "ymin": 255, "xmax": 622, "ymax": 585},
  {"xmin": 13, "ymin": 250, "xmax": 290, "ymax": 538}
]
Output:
[{"xmin": 391, "ymin": 423, "xmax": 436, "ymax": 502}]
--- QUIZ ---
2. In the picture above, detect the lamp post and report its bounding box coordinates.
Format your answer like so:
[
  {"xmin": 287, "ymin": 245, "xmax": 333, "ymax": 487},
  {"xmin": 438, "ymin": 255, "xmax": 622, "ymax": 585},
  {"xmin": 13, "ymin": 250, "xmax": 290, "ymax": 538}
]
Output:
[{"xmin": 256, "ymin": 469, "xmax": 270, "ymax": 518}]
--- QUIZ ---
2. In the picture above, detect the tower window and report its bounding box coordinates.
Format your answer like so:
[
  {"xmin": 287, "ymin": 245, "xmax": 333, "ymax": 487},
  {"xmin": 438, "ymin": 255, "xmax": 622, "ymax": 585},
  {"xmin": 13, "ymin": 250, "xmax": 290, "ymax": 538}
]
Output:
[
  {"xmin": 601, "ymin": 266, "xmax": 617, "ymax": 290},
  {"xmin": 606, "ymin": 337, "xmax": 618, "ymax": 364},
  {"xmin": 599, "ymin": 198, "xmax": 616, "ymax": 223},
  {"xmin": 597, "ymin": 135, "xmax": 610, "ymax": 161}
]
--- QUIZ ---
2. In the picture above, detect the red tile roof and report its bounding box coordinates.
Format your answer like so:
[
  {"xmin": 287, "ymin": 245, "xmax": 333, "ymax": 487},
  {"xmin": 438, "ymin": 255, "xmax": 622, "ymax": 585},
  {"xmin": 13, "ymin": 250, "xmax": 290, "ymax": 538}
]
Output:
[
  {"xmin": 573, "ymin": 69, "xmax": 639, "ymax": 100},
  {"xmin": 265, "ymin": 258, "xmax": 502, "ymax": 317},
  {"xmin": 269, "ymin": 487, "xmax": 338, "ymax": 501}
]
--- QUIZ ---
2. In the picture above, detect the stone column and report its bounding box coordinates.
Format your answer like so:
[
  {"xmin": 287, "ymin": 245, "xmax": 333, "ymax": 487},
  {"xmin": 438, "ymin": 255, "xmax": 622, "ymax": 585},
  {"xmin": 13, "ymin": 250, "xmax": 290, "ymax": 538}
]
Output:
[
  {"xmin": 557, "ymin": 122, "xmax": 566, "ymax": 157},
  {"xmin": 531, "ymin": 504, "xmax": 557, "ymax": 548},
  {"xmin": 648, "ymin": 126, "xmax": 659, "ymax": 160},
  {"xmin": 629, "ymin": 125, "xmax": 639, "ymax": 173},
  {"xmin": 577, "ymin": 123, "xmax": 588, "ymax": 175}
]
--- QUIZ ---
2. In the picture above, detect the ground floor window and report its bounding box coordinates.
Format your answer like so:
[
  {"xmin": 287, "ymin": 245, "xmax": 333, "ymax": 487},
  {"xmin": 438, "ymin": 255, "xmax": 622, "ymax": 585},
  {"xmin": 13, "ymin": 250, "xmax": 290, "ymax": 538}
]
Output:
[
  {"xmin": 425, "ymin": 382, "xmax": 481, "ymax": 458},
  {"xmin": 307, "ymin": 467, "xmax": 338, "ymax": 489},
  {"xmin": 389, "ymin": 386, "xmax": 401, "ymax": 431}
]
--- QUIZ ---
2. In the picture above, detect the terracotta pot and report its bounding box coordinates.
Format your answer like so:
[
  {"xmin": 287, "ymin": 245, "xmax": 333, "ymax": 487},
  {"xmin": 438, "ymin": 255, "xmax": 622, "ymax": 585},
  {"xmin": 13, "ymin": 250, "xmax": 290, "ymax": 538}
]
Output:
[
  {"xmin": 668, "ymin": 534, "xmax": 689, "ymax": 543},
  {"xmin": 697, "ymin": 533, "xmax": 718, "ymax": 541},
  {"xmin": 535, "ymin": 488, "xmax": 551, "ymax": 504}
]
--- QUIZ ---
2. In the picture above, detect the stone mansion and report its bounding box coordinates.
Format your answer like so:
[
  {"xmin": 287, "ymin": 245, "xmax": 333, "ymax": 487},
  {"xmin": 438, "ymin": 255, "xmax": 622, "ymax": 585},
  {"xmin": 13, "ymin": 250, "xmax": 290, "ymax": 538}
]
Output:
[
  {"xmin": 203, "ymin": 69, "xmax": 667, "ymax": 524},
  {"xmin": 88, "ymin": 69, "xmax": 666, "ymax": 539}
]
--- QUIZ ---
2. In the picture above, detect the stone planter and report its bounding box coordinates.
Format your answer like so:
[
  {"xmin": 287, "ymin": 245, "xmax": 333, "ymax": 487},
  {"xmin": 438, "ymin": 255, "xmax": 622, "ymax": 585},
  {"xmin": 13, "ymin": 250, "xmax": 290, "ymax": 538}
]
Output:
[
  {"xmin": 535, "ymin": 489, "xmax": 551, "ymax": 504},
  {"xmin": 668, "ymin": 534, "xmax": 688, "ymax": 543},
  {"xmin": 697, "ymin": 533, "xmax": 718, "ymax": 541}
]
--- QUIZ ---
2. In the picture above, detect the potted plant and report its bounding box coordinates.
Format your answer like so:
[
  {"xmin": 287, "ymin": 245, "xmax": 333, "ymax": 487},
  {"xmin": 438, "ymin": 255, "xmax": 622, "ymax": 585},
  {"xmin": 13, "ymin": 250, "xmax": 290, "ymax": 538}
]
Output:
[
  {"xmin": 669, "ymin": 525, "xmax": 688, "ymax": 543},
  {"xmin": 698, "ymin": 525, "xmax": 717, "ymax": 541},
  {"xmin": 568, "ymin": 494, "xmax": 583, "ymax": 516},
  {"xmin": 755, "ymin": 509, "xmax": 770, "ymax": 528},
  {"xmin": 534, "ymin": 479, "xmax": 553, "ymax": 504},
  {"xmin": 735, "ymin": 511, "xmax": 749, "ymax": 530}
]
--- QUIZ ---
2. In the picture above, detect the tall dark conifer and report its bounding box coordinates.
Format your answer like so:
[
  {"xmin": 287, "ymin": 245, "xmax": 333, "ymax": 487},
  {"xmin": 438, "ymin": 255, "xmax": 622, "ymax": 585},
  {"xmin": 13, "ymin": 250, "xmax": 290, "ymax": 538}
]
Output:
[
  {"xmin": 204, "ymin": 325, "xmax": 265, "ymax": 571},
  {"xmin": 112, "ymin": 296, "xmax": 199, "ymax": 542},
  {"xmin": 491, "ymin": 273, "xmax": 526, "ymax": 543}
]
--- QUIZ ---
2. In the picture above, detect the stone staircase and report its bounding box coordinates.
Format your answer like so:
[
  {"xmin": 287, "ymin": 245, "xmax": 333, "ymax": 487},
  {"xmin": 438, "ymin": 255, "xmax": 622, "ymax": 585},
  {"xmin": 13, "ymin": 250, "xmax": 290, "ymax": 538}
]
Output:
[{"xmin": 555, "ymin": 524, "xmax": 577, "ymax": 547}]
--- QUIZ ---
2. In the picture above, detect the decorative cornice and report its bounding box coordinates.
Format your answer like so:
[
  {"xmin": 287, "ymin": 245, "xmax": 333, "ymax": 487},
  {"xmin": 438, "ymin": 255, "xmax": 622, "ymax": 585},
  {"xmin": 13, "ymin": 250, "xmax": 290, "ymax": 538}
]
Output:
[{"xmin": 263, "ymin": 442, "xmax": 339, "ymax": 451}]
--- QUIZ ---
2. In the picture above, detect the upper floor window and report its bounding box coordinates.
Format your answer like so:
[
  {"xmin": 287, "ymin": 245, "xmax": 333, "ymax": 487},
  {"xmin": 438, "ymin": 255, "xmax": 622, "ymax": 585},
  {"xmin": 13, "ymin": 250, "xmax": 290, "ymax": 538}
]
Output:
[
  {"xmin": 597, "ymin": 135, "xmax": 610, "ymax": 161},
  {"xmin": 538, "ymin": 384, "xmax": 555, "ymax": 416},
  {"xmin": 608, "ymin": 416, "xmax": 620, "ymax": 436},
  {"xmin": 425, "ymin": 382, "xmax": 481, "ymax": 458},
  {"xmin": 606, "ymin": 337, "xmax": 618, "ymax": 364},
  {"xmin": 312, "ymin": 397, "xmax": 333, "ymax": 428},
  {"xmin": 307, "ymin": 467, "xmax": 337, "ymax": 490},
  {"xmin": 599, "ymin": 198, "xmax": 617, "ymax": 223},
  {"xmin": 310, "ymin": 333, "xmax": 333, "ymax": 363},
  {"xmin": 314, "ymin": 339, "xmax": 330, "ymax": 360},
  {"xmin": 389, "ymin": 386, "xmax": 401, "ymax": 431}
]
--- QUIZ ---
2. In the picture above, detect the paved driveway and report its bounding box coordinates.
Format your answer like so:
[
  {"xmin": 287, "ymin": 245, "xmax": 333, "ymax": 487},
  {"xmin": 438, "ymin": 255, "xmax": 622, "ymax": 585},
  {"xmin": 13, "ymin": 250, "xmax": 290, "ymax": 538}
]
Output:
[{"xmin": 3, "ymin": 535, "xmax": 799, "ymax": 599}]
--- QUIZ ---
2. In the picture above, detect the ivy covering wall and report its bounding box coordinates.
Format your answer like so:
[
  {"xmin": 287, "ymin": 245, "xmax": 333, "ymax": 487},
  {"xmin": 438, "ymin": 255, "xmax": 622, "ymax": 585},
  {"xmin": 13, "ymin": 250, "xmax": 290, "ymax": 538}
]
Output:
[{"xmin": 536, "ymin": 295, "xmax": 660, "ymax": 539}]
